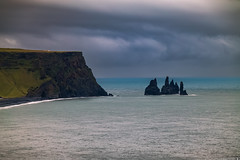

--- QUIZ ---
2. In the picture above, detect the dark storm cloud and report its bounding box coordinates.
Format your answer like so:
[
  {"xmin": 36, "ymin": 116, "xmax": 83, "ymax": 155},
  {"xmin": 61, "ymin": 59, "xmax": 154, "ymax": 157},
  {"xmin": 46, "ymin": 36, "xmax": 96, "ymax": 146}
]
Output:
[
  {"xmin": 1, "ymin": 0, "xmax": 240, "ymax": 36},
  {"xmin": 0, "ymin": 0, "xmax": 240, "ymax": 77}
]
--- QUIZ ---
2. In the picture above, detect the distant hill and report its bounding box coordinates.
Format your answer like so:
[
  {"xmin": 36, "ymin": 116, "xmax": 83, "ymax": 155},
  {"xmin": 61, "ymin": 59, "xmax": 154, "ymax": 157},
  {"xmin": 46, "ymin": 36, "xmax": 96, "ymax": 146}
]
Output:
[{"xmin": 0, "ymin": 48, "xmax": 108, "ymax": 98}]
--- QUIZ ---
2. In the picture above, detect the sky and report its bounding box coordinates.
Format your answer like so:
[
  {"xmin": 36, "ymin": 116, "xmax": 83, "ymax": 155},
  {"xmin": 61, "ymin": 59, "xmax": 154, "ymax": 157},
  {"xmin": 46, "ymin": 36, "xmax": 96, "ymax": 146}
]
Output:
[{"xmin": 0, "ymin": 0, "xmax": 240, "ymax": 77}]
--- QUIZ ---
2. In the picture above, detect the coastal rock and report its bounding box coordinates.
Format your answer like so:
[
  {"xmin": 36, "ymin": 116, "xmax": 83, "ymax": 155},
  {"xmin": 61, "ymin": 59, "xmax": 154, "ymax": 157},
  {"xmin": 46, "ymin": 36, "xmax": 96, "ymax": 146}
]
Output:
[
  {"xmin": 0, "ymin": 48, "xmax": 108, "ymax": 98},
  {"xmin": 174, "ymin": 82, "xmax": 180, "ymax": 94},
  {"xmin": 145, "ymin": 76, "xmax": 187, "ymax": 96},
  {"xmin": 144, "ymin": 78, "xmax": 161, "ymax": 95},
  {"xmin": 180, "ymin": 81, "xmax": 188, "ymax": 95},
  {"xmin": 161, "ymin": 77, "xmax": 179, "ymax": 94}
]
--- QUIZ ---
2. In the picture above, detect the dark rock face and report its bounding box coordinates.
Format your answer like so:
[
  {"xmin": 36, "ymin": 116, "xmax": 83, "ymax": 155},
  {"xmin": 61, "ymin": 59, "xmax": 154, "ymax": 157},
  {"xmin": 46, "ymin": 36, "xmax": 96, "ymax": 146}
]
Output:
[
  {"xmin": 23, "ymin": 52, "xmax": 108, "ymax": 98},
  {"xmin": 28, "ymin": 80, "xmax": 60, "ymax": 99},
  {"xmin": 144, "ymin": 78, "xmax": 161, "ymax": 95},
  {"xmin": 145, "ymin": 77, "xmax": 187, "ymax": 96},
  {"xmin": 161, "ymin": 77, "xmax": 179, "ymax": 94},
  {"xmin": 174, "ymin": 82, "xmax": 180, "ymax": 94},
  {"xmin": 180, "ymin": 81, "xmax": 188, "ymax": 95},
  {"xmin": 165, "ymin": 76, "xmax": 169, "ymax": 86}
]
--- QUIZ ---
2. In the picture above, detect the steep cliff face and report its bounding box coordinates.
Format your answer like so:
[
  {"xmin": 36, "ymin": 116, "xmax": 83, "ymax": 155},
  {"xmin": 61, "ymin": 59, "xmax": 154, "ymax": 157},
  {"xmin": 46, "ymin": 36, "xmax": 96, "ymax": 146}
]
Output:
[{"xmin": 0, "ymin": 48, "xmax": 108, "ymax": 98}]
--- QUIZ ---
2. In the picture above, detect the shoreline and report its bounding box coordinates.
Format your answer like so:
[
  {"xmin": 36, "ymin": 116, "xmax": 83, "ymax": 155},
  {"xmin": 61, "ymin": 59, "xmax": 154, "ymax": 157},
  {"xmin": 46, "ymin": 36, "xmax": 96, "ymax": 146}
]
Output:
[
  {"xmin": 0, "ymin": 96, "xmax": 102, "ymax": 110},
  {"xmin": 0, "ymin": 97, "xmax": 46, "ymax": 108},
  {"xmin": 0, "ymin": 94, "xmax": 197, "ymax": 110}
]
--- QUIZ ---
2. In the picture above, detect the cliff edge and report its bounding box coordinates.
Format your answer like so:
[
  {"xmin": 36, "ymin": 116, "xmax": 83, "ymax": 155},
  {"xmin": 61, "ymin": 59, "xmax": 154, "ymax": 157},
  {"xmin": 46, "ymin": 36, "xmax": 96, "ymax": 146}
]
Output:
[{"xmin": 0, "ymin": 48, "xmax": 108, "ymax": 98}]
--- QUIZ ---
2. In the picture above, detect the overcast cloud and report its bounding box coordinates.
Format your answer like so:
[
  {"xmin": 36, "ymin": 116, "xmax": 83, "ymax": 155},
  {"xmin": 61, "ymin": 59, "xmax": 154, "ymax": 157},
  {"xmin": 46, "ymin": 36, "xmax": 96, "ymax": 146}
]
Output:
[{"xmin": 0, "ymin": 0, "xmax": 239, "ymax": 77}]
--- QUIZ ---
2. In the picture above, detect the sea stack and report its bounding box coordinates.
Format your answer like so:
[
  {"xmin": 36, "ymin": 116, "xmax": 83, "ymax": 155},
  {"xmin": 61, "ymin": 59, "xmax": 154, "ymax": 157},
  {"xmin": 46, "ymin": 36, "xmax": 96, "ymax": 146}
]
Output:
[
  {"xmin": 144, "ymin": 76, "xmax": 188, "ymax": 96},
  {"xmin": 180, "ymin": 81, "xmax": 188, "ymax": 95},
  {"xmin": 161, "ymin": 77, "xmax": 179, "ymax": 94},
  {"xmin": 144, "ymin": 78, "xmax": 161, "ymax": 95}
]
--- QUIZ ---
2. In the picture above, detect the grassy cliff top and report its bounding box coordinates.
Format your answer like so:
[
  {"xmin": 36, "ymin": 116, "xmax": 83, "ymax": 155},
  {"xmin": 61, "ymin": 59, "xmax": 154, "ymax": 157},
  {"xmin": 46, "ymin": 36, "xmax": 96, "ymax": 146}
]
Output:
[
  {"xmin": 0, "ymin": 48, "xmax": 107, "ymax": 98},
  {"xmin": 0, "ymin": 48, "xmax": 85, "ymax": 98},
  {"xmin": 0, "ymin": 48, "xmax": 81, "ymax": 53}
]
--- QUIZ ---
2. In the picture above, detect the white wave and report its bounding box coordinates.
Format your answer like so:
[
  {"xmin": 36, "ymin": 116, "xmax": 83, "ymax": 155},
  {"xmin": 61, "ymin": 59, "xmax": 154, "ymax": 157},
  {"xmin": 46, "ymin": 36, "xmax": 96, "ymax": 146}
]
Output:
[
  {"xmin": 0, "ymin": 97, "xmax": 77, "ymax": 110},
  {"xmin": 188, "ymin": 94, "xmax": 197, "ymax": 96}
]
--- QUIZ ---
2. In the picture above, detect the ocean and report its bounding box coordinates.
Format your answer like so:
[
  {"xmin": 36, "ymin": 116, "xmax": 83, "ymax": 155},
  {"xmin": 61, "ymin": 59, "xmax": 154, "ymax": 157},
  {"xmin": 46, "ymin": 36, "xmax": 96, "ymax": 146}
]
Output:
[{"xmin": 0, "ymin": 78, "xmax": 240, "ymax": 160}]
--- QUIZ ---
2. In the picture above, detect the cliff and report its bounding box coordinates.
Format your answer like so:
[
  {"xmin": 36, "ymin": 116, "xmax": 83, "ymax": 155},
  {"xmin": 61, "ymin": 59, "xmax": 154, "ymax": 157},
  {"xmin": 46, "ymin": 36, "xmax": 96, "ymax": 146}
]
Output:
[{"xmin": 0, "ymin": 48, "xmax": 108, "ymax": 98}]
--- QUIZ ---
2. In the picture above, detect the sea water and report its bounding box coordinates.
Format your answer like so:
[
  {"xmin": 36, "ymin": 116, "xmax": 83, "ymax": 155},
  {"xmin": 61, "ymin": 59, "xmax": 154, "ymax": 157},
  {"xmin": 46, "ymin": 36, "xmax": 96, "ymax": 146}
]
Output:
[{"xmin": 0, "ymin": 78, "xmax": 240, "ymax": 160}]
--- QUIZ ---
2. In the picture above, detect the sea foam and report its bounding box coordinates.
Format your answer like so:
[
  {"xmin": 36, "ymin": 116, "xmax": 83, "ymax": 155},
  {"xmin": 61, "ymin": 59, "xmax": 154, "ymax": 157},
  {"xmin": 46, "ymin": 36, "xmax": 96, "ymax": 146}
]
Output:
[{"xmin": 0, "ymin": 97, "xmax": 76, "ymax": 110}]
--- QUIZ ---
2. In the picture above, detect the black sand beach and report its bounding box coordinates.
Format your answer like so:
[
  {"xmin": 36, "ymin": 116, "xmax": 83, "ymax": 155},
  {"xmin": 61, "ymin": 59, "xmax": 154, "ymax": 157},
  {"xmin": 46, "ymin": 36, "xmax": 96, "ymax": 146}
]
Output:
[{"xmin": 0, "ymin": 97, "xmax": 44, "ymax": 108}]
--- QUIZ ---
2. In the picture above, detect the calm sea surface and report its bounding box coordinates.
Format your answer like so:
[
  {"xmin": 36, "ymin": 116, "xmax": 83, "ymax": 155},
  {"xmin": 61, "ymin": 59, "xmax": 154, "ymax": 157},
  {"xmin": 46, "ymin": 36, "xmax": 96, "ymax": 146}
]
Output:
[{"xmin": 0, "ymin": 78, "xmax": 240, "ymax": 160}]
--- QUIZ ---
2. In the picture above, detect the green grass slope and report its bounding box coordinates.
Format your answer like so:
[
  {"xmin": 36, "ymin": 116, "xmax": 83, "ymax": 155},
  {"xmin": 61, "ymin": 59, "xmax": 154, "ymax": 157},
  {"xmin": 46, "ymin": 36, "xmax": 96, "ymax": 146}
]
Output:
[
  {"xmin": 0, "ymin": 48, "xmax": 55, "ymax": 98},
  {"xmin": 0, "ymin": 69, "xmax": 50, "ymax": 98}
]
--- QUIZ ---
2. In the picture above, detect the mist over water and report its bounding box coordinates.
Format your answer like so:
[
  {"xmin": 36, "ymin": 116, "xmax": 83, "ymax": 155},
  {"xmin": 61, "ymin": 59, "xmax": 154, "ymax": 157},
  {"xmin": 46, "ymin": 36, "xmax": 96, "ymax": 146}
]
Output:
[{"xmin": 0, "ymin": 78, "xmax": 240, "ymax": 160}]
